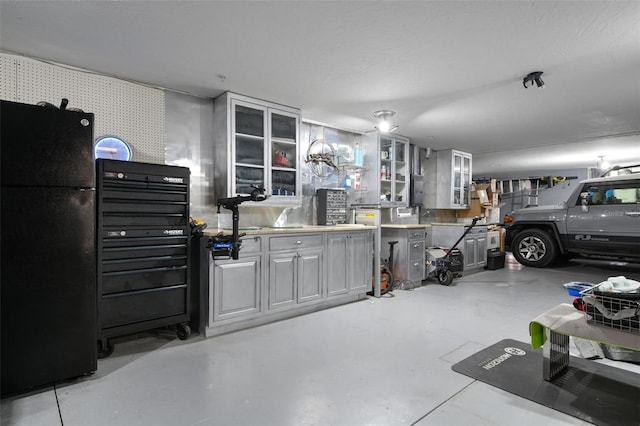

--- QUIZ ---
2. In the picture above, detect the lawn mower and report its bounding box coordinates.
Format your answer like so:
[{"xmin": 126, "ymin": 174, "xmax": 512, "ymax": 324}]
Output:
[{"xmin": 426, "ymin": 216, "xmax": 481, "ymax": 286}]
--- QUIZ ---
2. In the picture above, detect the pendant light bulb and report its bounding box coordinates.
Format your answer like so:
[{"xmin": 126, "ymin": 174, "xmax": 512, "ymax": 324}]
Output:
[{"xmin": 373, "ymin": 110, "xmax": 397, "ymax": 133}]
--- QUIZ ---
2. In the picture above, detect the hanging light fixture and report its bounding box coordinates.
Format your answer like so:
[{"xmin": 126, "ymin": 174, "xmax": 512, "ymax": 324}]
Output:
[{"xmin": 373, "ymin": 110, "xmax": 398, "ymax": 133}]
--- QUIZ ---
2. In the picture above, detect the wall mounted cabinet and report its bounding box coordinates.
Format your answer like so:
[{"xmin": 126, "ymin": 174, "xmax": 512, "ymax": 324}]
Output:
[
  {"xmin": 353, "ymin": 131, "xmax": 410, "ymax": 207},
  {"xmin": 213, "ymin": 92, "xmax": 301, "ymax": 206},
  {"xmin": 424, "ymin": 149, "xmax": 472, "ymax": 209}
]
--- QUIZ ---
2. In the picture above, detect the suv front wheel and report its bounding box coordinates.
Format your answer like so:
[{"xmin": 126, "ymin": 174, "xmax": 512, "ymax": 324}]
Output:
[{"xmin": 511, "ymin": 228, "xmax": 558, "ymax": 268}]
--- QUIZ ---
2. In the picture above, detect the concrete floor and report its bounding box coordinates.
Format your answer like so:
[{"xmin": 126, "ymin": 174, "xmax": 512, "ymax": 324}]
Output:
[{"xmin": 2, "ymin": 254, "xmax": 640, "ymax": 426}]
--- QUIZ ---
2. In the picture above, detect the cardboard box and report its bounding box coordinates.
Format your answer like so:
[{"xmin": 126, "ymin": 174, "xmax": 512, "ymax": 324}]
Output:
[{"xmin": 457, "ymin": 199, "xmax": 490, "ymax": 218}]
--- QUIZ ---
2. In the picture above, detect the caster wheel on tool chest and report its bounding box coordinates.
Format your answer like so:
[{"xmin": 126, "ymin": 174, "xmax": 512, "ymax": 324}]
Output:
[
  {"xmin": 97, "ymin": 338, "xmax": 114, "ymax": 359},
  {"xmin": 176, "ymin": 323, "xmax": 191, "ymax": 340}
]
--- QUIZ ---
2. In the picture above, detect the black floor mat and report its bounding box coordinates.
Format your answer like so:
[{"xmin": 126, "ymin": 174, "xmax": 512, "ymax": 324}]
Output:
[{"xmin": 452, "ymin": 339, "xmax": 640, "ymax": 426}]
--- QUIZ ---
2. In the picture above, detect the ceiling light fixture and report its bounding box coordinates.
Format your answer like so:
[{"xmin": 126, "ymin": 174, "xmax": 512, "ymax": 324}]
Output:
[
  {"xmin": 523, "ymin": 71, "xmax": 545, "ymax": 89},
  {"xmin": 373, "ymin": 110, "xmax": 398, "ymax": 133}
]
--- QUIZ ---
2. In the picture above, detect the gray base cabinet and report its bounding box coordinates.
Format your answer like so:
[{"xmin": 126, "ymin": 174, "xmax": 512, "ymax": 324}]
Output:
[
  {"xmin": 207, "ymin": 228, "xmax": 373, "ymax": 337},
  {"xmin": 211, "ymin": 236, "xmax": 263, "ymax": 323},
  {"xmin": 430, "ymin": 224, "xmax": 488, "ymax": 272},
  {"xmin": 381, "ymin": 226, "xmax": 427, "ymax": 286},
  {"xmin": 327, "ymin": 231, "xmax": 373, "ymax": 296},
  {"xmin": 463, "ymin": 234, "xmax": 487, "ymax": 270}
]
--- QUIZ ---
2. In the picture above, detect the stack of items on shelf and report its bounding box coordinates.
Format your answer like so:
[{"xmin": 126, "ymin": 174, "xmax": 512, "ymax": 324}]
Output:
[{"xmin": 458, "ymin": 179, "xmax": 500, "ymax": 219}]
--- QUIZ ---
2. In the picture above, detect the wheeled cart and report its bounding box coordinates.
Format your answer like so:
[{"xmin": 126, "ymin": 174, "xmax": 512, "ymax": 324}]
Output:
[{"xmin": 96, "ymin": 159, "xmax": 192, "ymax": 358}]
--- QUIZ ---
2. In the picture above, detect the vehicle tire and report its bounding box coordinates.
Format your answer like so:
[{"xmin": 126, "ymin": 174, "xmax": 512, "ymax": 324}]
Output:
[
  {"xmin": 511, "ymin": 228, "xmax": 558, "ymax": 268},
  {"xmin": 438, "ymin": 269, "xmax": 453, "ymax": 286}
]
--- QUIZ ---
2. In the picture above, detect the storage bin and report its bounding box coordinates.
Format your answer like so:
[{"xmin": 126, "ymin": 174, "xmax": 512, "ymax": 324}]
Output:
[{"xmin": 485, "ymin": 250, "xmax": 505, "ymax": 270}]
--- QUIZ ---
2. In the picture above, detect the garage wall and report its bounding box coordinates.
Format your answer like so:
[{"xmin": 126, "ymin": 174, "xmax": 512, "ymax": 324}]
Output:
[{"xmin": 0, "ymin": 53, "xmax": 165, "ymax": 164}]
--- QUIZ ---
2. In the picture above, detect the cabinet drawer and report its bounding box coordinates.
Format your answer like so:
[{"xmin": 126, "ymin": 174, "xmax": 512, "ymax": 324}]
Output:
[
  {"xmin": 408, "ymin": 260, "xmax": 425, "ymax": 282},
  {"xmin": 409, "ymin": 241, "xmax": 425, "ymax": 260},
  {"xmin": 269, "ymin": 234, "xmax": 323, "ymax": 251},
  {"xmin": 238, "ymin": 235, "xmax": 262, "ymax": 254},
  {"xmin": 408, "ymin": 229, "xmax": 426, "ymax": 241},
  {"xmin": 100, "ymin": 285, "xmax": 187, "ymax": 329}
]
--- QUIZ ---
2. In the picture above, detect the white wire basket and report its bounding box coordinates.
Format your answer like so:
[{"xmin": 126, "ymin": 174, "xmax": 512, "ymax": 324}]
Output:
[{"xmin": 579, "ymin": 283, "xmax": 640, "ymax": 335}]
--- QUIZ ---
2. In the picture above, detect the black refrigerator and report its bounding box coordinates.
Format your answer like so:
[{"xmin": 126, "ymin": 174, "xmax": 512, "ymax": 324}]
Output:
[{"xmin": 1, "ymin": 100, "xmax": 97, "ymax": 396}]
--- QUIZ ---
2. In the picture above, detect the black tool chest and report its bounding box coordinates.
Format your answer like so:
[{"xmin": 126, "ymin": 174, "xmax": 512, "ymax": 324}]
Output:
[{"xmin": 97, "ymin": 159, "xmax": 191, "ymax": 357}]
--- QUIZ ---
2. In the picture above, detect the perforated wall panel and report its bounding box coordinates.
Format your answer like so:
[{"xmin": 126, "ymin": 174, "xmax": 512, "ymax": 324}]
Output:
[
  {"xmin": 1, "ymin": 54, "xmax": 165, "ymax": 164},
  {"xmin": 0, "ymin": 56, "xmax": 17, "ymax": 100}
]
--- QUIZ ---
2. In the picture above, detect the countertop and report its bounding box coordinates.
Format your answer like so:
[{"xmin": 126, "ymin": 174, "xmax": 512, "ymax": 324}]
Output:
[
  {"xmin": 380, "ymin": 224, "xmax": 431, "ymax": 229},
  {"xmin": 203, "ymin": 224, "xmax": 376, "ymax": 237}
]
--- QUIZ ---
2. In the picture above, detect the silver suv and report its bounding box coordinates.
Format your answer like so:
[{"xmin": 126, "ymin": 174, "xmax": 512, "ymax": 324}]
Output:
[{"xmin": 504, "ymin": 170, "xmax": 640, "ymax": 267}]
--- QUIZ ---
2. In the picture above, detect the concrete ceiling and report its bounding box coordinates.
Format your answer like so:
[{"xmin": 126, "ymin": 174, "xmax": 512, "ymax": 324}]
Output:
[{"xmin": 1, "ymin": 1, "xmax": 639, "ymax": 176}]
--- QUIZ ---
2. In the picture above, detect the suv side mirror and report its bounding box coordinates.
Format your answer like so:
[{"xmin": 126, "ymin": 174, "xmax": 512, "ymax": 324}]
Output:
[{"xmin": 580, "ymin": 192, "xmax": 591, "ymax": 212}]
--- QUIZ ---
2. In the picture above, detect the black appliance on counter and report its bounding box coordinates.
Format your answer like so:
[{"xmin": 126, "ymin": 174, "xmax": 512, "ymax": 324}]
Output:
[
  {"xmin": 96, "ymin": 159, "xmax": 191, "ymax": 357},
  {"xmin": 1, "ymin": 100, "xmax": 97, "ymax": 396}
]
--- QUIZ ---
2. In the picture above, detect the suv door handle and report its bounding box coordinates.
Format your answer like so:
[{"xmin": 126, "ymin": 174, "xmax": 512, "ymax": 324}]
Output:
[{"xmin": 625, "ymin": 211, "xmax": 640, "ymax": 217}]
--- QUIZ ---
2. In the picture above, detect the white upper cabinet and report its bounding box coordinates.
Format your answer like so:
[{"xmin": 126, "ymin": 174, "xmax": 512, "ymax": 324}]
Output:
[
  {"xmin": 352, "ymin": 131, "xmax": 410, "ymax": 207},
  {"xmin": 423, "ymin": 149, "xmax": 472, "ymax": 209},
  {"xmin": 213, "ymin": 92, "xmax": 301, "ymax": 206}
]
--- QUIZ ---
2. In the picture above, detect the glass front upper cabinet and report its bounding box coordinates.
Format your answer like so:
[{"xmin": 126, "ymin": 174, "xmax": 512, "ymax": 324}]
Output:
[
  {"xmin": 379, "ymin": 136, "xmax": 408, "ymax": 205},
  {"xmin": 354, "ymin": 131, "xmax": 409, "ymax": 207},
  {"xmin": 213, "ymin": 92, "xmax": 301, "ymax": 207}
]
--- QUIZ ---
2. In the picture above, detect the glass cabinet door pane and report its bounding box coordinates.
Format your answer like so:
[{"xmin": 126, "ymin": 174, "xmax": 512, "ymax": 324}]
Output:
[
  {"xmin": 271, "ymin": 141, "xmax": 296, "ymax": 169},
  {"xmin": 236, "ymin": 105, "xmax": 264, "ymax": 137},
  {"xmin": 236, "ymin": 166, "xmax": 264, "ymax": 195},
  {"xmin": 271, "ymin": 113, "xmax": 296, "ymax": 140},
  {"xmin": 236, "ymin": 134, "xmax": 264, "ymax": 166},
  {"xmin": 395, "ymin": 141, "xmax": 405, "ymax": 163},
  {"xmin": 272, "ymin": 170, "xmax": 296, "ymax": 196}
]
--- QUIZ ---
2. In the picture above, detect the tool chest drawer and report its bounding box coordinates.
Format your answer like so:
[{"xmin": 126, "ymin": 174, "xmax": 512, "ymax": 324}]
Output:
[{"xmin": 100, "ymin": 285, "xmax": 187, "ymax": 329}]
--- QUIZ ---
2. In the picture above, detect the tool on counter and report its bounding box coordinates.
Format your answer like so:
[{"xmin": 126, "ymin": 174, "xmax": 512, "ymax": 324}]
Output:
[{"xmin": 210, "ymin": 186, "xmax": 267, "ymax": 260}]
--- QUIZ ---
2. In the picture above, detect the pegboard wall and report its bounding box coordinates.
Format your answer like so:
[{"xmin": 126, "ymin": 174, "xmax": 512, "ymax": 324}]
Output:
[{"xmin": 0, "ymin": 54, "xmax": 165, "ymax": 164}]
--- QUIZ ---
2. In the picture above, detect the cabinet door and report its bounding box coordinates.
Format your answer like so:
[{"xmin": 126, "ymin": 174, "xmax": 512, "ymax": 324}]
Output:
[
  {"xmin": 476, "ymin": 237, "xmax": 487, "ymax": 266},
  {"xmin": 380, "ymin": 136, "xmax": 394, "ymax": 206},
  {"xmin": 297, "ymin": 248, "xmax": 323, "ymax": 303},
  {"xmin": 392, "ymin": 137, "xmax": 408, "ymax": 206},
  {"xmin": 269, "ymin": 109, "xmax": 299, "ymax": 199},
  {"xmin": 232, "ymin": 100, "xmax": 267, "ymax": 196},
  {"xmin": 326, "ymin": 233, "xmax": 349, "ymax": 296},
  {"xmin": 268, "ymin": 252, "xmax": 297, "ymax": 310},
  {"xmin": 347, "ymin": 232, "xmax": 372, "ymax": 292},
  {"xmin": 464, "ymin": 238, "xmax": 477, "ymax": 268},
  {"xmin": 213, "ymin": 256, "xmax": 261, "ymax": 322}
]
